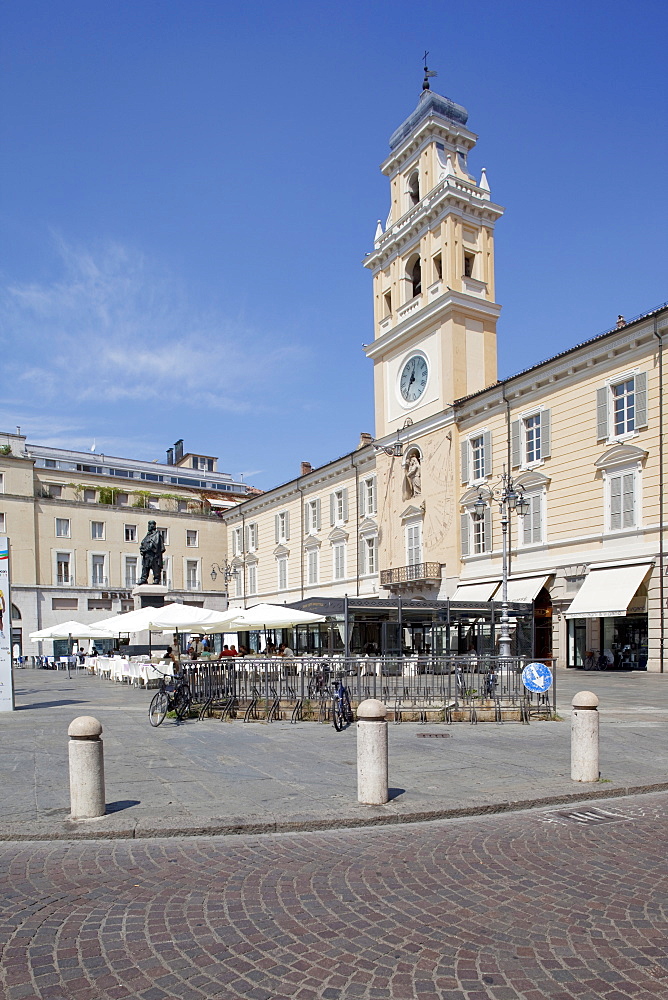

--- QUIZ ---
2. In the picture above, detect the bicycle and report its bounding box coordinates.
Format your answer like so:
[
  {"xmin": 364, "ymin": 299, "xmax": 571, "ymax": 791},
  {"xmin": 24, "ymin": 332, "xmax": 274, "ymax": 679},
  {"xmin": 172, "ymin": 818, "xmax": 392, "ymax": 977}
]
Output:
[
  {"xmin": 148, "ymin": 668, "xmax": 193, "ymax": 727},
  {"xmin": 331, "ymin": 678, "xmax": 354, "ymax": 731},
  {"xmin": 583, "ymin": 650, "xmax": 609, "ymax": 671}
]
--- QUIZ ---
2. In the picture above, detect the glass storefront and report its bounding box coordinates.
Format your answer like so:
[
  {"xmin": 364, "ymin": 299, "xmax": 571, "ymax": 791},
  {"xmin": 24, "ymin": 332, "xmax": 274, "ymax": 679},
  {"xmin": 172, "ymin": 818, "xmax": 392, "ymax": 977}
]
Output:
[
  {"xmin": 568, "ymin": 616, "xmax": 648, "ymax": 670},
  {"xmin": 601, "ymin": 615, "xmax": 648, "ymax": 670}
]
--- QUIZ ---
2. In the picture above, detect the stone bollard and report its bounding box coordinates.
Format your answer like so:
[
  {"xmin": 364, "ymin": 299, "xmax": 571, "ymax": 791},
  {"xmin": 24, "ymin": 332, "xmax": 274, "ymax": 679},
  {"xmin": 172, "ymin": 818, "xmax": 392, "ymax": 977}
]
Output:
[
  {"xmin": 68, "ymin": 716, "xmax": 106, "ymax": 819},
  {"xmin": 357, "ymin": 698, "xmax": 388, "ymax": 805},
  {"xmin": 571, "ymin": 691, "xmax": 599, "ymax": 782}
]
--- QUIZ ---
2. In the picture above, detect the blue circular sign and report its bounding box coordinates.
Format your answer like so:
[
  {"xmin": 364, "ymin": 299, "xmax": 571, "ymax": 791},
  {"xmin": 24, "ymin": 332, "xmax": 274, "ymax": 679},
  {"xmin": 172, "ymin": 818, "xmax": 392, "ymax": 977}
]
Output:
[{"xmin": 522, "ymin": 662, "xmax": 553, "ymax": 693}]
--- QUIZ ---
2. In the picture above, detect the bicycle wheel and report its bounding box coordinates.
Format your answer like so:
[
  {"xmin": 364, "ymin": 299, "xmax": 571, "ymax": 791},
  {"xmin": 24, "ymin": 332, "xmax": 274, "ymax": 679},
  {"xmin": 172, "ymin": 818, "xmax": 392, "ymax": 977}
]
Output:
[
  {"xmin": 173, "ymin": 683, "xmax": 192, "ymax": 720},
  {"xmin": 341, "ymin": 688, "xmax": 353, "ymax": 725},
  {"xmin": 149, "ymin": 690, "xmax": 169, "ymax": 727},
  {"xmin": 332, "ymin": 697, "xmax": 344, "ymax": 731}
]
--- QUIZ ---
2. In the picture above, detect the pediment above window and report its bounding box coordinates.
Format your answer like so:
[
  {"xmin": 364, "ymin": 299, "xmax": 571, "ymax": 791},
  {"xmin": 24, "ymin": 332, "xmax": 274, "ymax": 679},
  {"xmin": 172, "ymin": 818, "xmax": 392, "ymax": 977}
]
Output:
[
  {"xmin": 400, "ymin": 503, "xmax": 425, "ymax": 522},
  {"xmin": 459, "ymin": 487, "xmax": 481, "ymax": 506},
  {"xmin": 358, "ymin": 517, "xmax": 377, "ymax": 533},
  {"xmin": 595, "ymin": 443, "xmax": 648, "ymax": 470},
  {"xmin": 304, "ymin": 537, "xmax": 321, "ymax": 550},
  {"xmin": 273, "ymin": 544, "xmax": 290, "ymax": 557},
  {"xmin": 515, "ymin": 469, "xmax": 550, "ymax": 490},
  {"xmin": 231, "ymin": 556, "xmax": 243, "ymax": 568},
  {"xmin": 245, "ymin": 553, "xmax": 258, "ymax": 566},
  {"xmin": 328, "ymin": 527, "xmax": 349, "ymax": 542}
]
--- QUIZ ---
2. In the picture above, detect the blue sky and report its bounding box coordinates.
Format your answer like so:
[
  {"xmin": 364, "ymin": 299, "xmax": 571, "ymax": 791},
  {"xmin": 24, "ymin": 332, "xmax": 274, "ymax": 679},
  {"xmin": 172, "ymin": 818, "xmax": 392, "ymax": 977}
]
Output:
[{"xmin": 1, "ymin": 0, "xmax": 666, "ymax": 489}]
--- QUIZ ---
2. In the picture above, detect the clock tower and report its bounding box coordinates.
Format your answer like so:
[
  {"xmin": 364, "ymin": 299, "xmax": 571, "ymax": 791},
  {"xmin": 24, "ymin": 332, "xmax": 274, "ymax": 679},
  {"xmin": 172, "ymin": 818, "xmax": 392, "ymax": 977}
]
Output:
[{"xmin": 364, "ymin": 85, "xmax": 504, "ymax": 441}]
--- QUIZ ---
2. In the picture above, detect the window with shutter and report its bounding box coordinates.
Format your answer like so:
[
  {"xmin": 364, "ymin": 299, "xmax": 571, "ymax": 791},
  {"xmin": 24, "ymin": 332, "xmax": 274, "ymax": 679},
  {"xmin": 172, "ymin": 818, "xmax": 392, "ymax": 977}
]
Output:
[
  {"xmin": 277, "ymin": 556, "xmax": 288, "ymax": 591},
  {"xmin": 460, "ymin": 440, "xmax": 469, "ymax": 484},
  {"xmin": 608, "ymin": 470, "xmax": 636, "ymax": 531},
  {"xmin": 405, "ymin": 523, "xmax": 422, "ymax": 565},
  {"xmin": 521, "ymin": 493, "xmax": 543, "ymax": 545},
  {"xmin": 511, "ymin": 420, "xmax": 521, "ymax": 468},
  {"xmin": 460, "ymin": 512, "xmax": 470, "ymax": 557}
]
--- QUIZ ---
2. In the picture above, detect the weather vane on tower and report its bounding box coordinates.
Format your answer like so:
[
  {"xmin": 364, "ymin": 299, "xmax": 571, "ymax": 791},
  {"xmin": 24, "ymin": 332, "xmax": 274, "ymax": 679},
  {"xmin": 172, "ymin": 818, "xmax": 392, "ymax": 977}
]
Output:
[{"xmin": 422, "ymin": 51, "xmax": 438, "ymax": 91}]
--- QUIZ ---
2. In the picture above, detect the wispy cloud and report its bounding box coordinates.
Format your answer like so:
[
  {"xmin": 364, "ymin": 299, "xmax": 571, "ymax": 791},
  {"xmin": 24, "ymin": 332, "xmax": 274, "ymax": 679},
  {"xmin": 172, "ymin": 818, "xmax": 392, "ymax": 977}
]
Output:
[{"xmin": 1, "ymin": 235, "xmax": 301, "ymax": 415}]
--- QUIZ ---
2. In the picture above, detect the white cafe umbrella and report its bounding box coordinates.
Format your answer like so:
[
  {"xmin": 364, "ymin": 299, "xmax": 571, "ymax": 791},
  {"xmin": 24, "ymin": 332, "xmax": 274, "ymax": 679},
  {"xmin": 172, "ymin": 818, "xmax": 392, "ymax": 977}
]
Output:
[
  {"xmin": 224, "ymin": 603, "xmax": 326, "ymax": 630},
  {"xmin": 29, "ymin": 620, "xmax": 115, "ymax": 641},
  {"xmin": 142, "ymin": 605, "xmax": 243, "ymax": 632},
  {"xmin": 91, "ymin": 605, "xmax": 160, "ymax": 635}
]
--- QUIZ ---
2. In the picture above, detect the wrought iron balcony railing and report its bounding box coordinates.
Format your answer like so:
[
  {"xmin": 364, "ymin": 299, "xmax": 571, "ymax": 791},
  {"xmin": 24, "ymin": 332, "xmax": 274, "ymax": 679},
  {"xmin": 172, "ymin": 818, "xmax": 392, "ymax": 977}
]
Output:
[{"xmin": 380, "ymin": 562, "xmax": 441, "ymax": 586}]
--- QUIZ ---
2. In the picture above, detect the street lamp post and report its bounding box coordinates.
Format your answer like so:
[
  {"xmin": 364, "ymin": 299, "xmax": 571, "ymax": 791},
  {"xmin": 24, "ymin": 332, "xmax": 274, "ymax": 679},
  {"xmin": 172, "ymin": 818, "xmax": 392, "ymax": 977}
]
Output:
[
  {"xmin": 210, "ymin": 559, "xmax": 239, "ymax": 587},
  {"xmin": 473, "ymin": 467, "xmax": 530, "ymax": 659}
]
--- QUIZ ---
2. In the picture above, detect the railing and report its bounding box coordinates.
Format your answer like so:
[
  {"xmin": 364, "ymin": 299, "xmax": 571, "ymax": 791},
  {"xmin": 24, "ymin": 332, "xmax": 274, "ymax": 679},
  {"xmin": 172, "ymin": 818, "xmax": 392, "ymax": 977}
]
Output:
[
  {"xmin": 180, "ymin": 655, "xmax": 556, "ymax": 723},
  {"xmin": 380, "ymin": 562, "xmax": 441, "ymax": 586}
]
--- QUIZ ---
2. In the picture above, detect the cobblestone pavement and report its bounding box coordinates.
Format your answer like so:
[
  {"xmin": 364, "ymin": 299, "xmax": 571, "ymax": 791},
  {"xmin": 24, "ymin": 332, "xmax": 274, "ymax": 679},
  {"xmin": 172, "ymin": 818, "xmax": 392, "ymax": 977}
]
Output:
[
  {"xmin": 2, "ymin": 669, "xmax": 668, "ymax": 839},
  {"xmin": 1, "ymin": 790, "xmax": 667, "ymax": 1000}
]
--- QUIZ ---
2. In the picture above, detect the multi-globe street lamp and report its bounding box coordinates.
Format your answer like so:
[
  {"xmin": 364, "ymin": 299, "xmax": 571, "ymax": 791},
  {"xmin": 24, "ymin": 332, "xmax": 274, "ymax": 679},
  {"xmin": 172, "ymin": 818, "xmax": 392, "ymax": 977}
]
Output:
[{"xmin": 472, "ymin": 468, "xmax": 530, "ymax": 659}]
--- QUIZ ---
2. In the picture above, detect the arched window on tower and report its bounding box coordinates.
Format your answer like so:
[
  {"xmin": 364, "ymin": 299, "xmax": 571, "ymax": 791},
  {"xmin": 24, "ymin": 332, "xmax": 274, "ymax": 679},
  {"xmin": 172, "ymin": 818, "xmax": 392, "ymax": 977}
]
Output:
[
  {"xmin": 410, "ymin": 257, "xmax": 422, "ymax": 298},
  {"xmin": 407, "ymin": 170, "xmax": 420, "ymax": 207}
]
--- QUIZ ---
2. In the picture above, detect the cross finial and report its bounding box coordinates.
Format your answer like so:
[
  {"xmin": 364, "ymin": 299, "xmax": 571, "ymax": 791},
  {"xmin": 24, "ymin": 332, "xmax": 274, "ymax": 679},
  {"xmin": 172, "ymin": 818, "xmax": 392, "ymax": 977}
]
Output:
[{"xmin": 422, "ymin": 51, "xmax": 437, "ymax": 91}]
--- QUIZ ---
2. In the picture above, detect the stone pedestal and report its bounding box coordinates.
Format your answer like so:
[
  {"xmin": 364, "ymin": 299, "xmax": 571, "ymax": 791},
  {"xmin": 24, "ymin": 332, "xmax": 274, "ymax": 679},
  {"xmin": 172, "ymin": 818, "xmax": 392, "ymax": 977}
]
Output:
[
  {"xmin": 131, "ymin": 584, "xmax": 168, "ymax": 609},
  {"xmin": 357, "ymin": 699, "xmax": 389, "ymax": 805}
]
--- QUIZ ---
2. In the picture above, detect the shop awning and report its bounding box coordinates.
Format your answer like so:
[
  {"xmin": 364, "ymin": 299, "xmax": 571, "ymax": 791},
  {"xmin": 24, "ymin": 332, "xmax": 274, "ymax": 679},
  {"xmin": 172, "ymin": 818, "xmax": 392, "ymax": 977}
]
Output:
[
  {"xmin": 451, "ymin": 581, "xmax": 499, "ymax": 602},
  {"xmin": 564, "ymin": 564, "xmax": 652, "ymax": 619},
  {"xmin": 502, "ymin": 576, "xmax": 550, "ymax": 604}
]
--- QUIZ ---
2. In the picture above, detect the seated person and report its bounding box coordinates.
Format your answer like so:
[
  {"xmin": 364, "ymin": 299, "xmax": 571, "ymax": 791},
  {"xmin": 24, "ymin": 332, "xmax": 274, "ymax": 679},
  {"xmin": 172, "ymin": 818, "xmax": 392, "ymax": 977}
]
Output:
[
  {"xmin": 218, "ymin": 644, "xmax": 237, "ymax": 658},
  {"xmin": 278, "ymin": 643, "xmax": 294, "ymax": 658}
]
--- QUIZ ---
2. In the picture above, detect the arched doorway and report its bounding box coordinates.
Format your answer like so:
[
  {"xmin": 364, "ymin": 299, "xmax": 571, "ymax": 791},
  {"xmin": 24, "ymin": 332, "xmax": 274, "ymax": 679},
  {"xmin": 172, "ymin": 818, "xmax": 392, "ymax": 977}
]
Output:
[{"xmin": 534, "ymin": 587, "xmax": 553, "ymax": 659}]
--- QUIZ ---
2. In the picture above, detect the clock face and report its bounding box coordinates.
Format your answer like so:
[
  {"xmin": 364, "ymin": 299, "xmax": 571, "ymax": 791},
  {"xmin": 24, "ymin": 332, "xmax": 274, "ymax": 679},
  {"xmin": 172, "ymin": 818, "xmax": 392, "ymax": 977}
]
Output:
[{"xmin": 399, "ymin": 355, "xmax": 428, "ymax": 403}]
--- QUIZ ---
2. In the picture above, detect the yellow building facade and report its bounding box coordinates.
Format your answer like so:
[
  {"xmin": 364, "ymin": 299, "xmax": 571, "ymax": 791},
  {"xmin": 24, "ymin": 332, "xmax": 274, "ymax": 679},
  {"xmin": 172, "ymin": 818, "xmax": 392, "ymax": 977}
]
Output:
[
  {"xmin": 0, "ymin": 433, "xmax": 250, "ymax": 655},
  {"xmin": 225, "ymin": 84, "xmax": 667, "ymax": 672}
]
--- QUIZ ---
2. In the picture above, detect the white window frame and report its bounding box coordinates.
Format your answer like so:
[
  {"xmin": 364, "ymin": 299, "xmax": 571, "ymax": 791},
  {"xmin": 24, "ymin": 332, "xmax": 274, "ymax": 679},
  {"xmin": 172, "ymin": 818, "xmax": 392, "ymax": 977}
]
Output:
[
  {"xmin": 83, "ymin": 488, "xmax": 96, "ymax": 503},
  {"xmin": 460, "ymin": 507, "xmax": 492, "ymax": 557},
  {"xmin": 55, "ymin": 550, "xmax": 73, "ymax": 586},
  {"xmin": 186, "ymin": 558, "xmax": 200, "ymax": 590},
  {"xmin": 157, "ymin": 527, "xmax": 169, "ymax": 545},
  {"xmin": 511, "ymin": 410, "xmax": 551, "ymax": 470},
  {"xmin": 0, "ymin": 473, "xmax": 4, "ymax": 493},
  {"xmin": 159, "ymin": 556, "xmax": 171, "ymax": 588},
  {"xmin": 333, "ymin": 541, "xmax": 346, "ymax": 581},
  {"xmin": 597, "ymin": 371, "xmax": 648, "ymax": 443},
  {"xmin": 330, "ymin": 489, "xmax": 347, "ymax": 526},
  {"xmin": 277, "ymin": 555, "xmax": 288, "ymax": 591},
  {"xmin": 232, "ymin": 526, "xmax": 242, "ymax": 556},
  {"xmin": 277, "ymin": 511, "xmax": 289, "ymax": 543},
  {"xmin": 90, "ymin": 552, "xmax": 107, "ymax": 587},
  {"xmin": 186, "ymin": 529, "xmax": 199, "ymax": 548},
  {"xmin": 364, "ymin": 536, "xmax": 377, "ymax": 576},
  {"xmin": 247, "ymin": 522, "xmax": 258, "ymax": 551},
  {"xmin": 234, "ymin": 568, "xmax": 243, "ymax": 598},
  {"xmin": 124, "ymin": 524, "xmax": 137, "ymax": 543},
  {"xmin": 124, "ymin": 555, "xmax": 138, "ymax": 588},
  {"xmin": 306, "ymin": 499, "xmax": 320, "ymax": 535},
  {"xmin": 247, "ymin": 563, "xmax": 257, "ymax": 596},
  {"xmin": 405, "ymin": 521, "xmax": 423, "ymax": 567},
  {"xmin": 604, "ymin": 466, "xmax": 640, "ymax": 533},
  {"xmin": 0, "ymin": 512, "xmax": 5, "ymax": 533},
  {"xmin": 461, "ymin": 431, "xmax": 492, "ymax": 486},
  {"xmin": 307, "ymin": 547, "xmax": 319, "ymax": 585},
  {"xmin": 91, "ymin": 520, "xmax": 105, "ymax": 540},
  {"xmin": 360, "ymin": 476, "xmax": 377, "ymax": 517},
  {"xmin": 519, "ymin": 491, "xmax": 545, "ymax": 547},
  {"xmin": 55, "ymin": 517, "xmax": 71, "ymax": 538}
]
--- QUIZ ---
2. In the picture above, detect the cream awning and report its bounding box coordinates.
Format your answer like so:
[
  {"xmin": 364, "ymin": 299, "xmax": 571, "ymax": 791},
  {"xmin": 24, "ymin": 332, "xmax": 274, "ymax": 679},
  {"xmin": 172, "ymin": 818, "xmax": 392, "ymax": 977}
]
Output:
[
  {"xmin": 564, "ymin": 564, "xmax": 652, "ymax": 619},
  {"xmin": 502, "ymin": 576, "xmax": 550, "ymax": 604},
  {"xmin": 451, "ymin": 581, "xmax": 499, "ymax": 602}
]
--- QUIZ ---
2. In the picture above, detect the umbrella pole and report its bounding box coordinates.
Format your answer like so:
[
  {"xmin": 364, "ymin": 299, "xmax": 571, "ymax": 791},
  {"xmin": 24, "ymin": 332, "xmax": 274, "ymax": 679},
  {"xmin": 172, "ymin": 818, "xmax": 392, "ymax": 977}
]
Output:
[{"xmin": 67, "ymin": 633, "xmax": 72, "ymax": 680}]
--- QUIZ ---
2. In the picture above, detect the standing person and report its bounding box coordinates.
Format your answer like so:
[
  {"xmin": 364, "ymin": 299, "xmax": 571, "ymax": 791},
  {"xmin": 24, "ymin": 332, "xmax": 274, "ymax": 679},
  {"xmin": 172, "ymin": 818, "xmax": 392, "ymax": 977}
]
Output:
[
  {"xmin": 77, "ymin": 646, "xmax": 85, "ymax": 665},
  {"xmin": 187, "ymin": 636, "xmax": 202, "ymax": 660}
]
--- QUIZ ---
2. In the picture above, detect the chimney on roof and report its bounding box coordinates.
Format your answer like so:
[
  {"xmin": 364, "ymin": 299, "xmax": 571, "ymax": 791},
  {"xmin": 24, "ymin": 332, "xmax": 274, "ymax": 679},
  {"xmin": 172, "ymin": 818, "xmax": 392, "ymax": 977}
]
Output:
[
  {"xmin": 166, "ymin": 447, "xmax": 174, "ymax": 465},
  {"xmin": 174, "ymin": 439, "xmax": 184, "ymax": 463},
  {"xmin": 617, "ymin": 315, "xmax": 626, "ymax": 328},
  {"xmin": 358, "ymin": 432, "xmax": 373, "ymax": 449},
  {"xmin": 300, "ymin": 461, "xmax": 312, "ymax": 476}
]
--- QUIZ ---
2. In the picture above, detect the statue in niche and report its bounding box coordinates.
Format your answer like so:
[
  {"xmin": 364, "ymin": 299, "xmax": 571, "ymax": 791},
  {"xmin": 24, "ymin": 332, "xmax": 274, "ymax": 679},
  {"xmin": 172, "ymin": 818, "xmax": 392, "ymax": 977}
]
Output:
[
  {"xmin": 138, "ymin": 519, "xmax": 166, "ymax": 585},
  {"xmin": 403, "ymin": 449, "xmax": 422, "ymax": 501}
]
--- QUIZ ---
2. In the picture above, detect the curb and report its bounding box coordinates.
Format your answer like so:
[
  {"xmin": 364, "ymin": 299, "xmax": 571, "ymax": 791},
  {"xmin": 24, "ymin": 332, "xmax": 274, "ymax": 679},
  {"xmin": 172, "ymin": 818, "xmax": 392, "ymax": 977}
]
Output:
[{"xmin": 2, "ymin": 781, "xmax": 668, "ymax": 842}]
